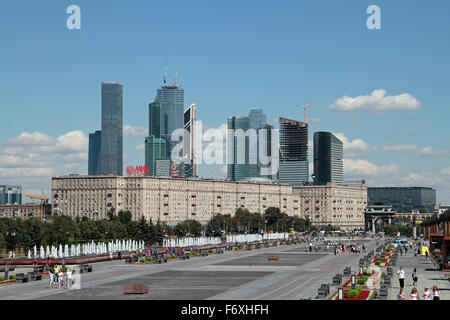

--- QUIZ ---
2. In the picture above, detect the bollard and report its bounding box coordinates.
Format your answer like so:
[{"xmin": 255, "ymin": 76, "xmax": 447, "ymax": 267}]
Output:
[
  {"xmin": 4, "ymin": 263, "xmax": 9, "ymax": 281},
  {"xmin": 62, "ymin": 257, "xmax": 66, "ymax": 269}
]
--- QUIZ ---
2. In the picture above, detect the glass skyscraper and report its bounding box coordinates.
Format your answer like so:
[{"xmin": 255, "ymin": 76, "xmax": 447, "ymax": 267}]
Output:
[
  {"xmin": 88, "ymin": 130, "xmax": 102, "ymax": 175},
  {"xmin": 101, "ymin": 82, "xmax": 123, "ymax": 176},
  {"xmin": 248, "ymin": 108, "xmax": 267, "ymax": 131},
  {"xmin": 155, "ymin": 83, "xmax": 184, "ymax": 155},
  {"xmin": 313, "ymin": 131, "xmax": 343, "ymax": 185},
  {"xmin": 149, "ymin": 102, "xmax": 161, "ymax": 137},
  {"xmin": 145, "ymin": 135, "xmax": 167, "ymax": 176},
  {"xmin": 278, "ymin": 117, "xmax": 309, "ymax": 185},
  {"xmin": 0, "ymin": 185, "xmax": 22, "ymax": 204},
  {"xmin": 227, "ymin": 116, "xmax": 251, "ymax": 181}
]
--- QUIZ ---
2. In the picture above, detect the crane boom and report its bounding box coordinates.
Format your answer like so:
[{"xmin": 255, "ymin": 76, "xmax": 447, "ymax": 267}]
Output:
[{"xmin": 296, "ymin": 104, "xmax": 328, "ymax": 123}]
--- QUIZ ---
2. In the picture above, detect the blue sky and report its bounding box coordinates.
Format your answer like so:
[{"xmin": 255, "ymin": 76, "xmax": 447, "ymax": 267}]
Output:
[{"xmin": 0, "ymin": 0, "xmax": 449, "ymax": 204}]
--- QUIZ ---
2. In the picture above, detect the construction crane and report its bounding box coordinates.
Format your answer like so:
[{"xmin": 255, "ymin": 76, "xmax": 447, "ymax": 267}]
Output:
[
  {"xmin": 23, "ymin": 192, "xmax": 49, "ymax": 205},
  {"xmin": 296, "ymin": 103, "xmax": 329, "ymax": 123}
]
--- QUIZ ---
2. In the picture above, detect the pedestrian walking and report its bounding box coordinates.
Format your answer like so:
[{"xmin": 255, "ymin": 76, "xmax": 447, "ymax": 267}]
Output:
[
  {"xmin": 334, "ymin": 246, "xmax": 337, "ymax": 256},
  {"xmin": 58, "ymin": 269, "xmax": 64, "ymax": 288},
  {"xmin": 309, "ymin": 242, "xmax": 312, "ymax": 253},
  {"xmin": 410, "ymin": 287, "xmax": 419, "ymax": 300},
  {"xmin": 412, "ymin": 268, "xmax": 418, "ymax": 286},
  {"xmin": 48, "ymin": 268, "xmax": 54, "ymax": 288},
  {"xmin": 398, "ymin": 267, "xmax": 405, "ymax": 289},
  {"xmin": 66, "ymin": 269, "xmax": 72, "ymax": 289},
  {"xmin": 425, "ymin": 250, "xmax": 429, "ymax": 259},
  {"xmin": 422, "ymin": 287, "xmax": 431, "ymax": 300},
  {"xmin": 397, "ymin": 288, "xmax": 405, "ymax": 300},
  {"xmin": 432, "ymin": 286, "xmax": 440, "ymax": 300}
]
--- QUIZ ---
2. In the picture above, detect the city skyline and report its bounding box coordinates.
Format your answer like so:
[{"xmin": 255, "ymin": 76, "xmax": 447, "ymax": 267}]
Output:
[{"xmin": 0, "ymin": 1, "xmax": 449, "ymax": 203}]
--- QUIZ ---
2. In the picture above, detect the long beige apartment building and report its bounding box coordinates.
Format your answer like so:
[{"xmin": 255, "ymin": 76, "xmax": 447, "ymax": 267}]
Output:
[{"xmin": 51, "ymin": 175, "xmax": 366, "ymax": 229}]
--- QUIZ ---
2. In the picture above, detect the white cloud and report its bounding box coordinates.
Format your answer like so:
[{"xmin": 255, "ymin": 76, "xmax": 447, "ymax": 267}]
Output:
[
  {"xmin": 344, "ymin": 159, "xmax": 399, "ymax": 176},
  {"xmin": 0, "ymin": 167, "xmax": 54, "ymax": 178},
  {"xmin": 330, "ymin": 89, "xmax": 422, "ymax": 114},
  {"xmin": 124, "ymin": 125, "xmax": 148, "ymax": 138},
  {"xmin": 7, "ymin": 131, "xmax": 56, "ymax": 146},
  {"xmin": 333, "ymin": 133, "xmax": 373, "ymax": 155},
  {"xmin": 440, "ymin": 167, "xmax": 450, "ymax": 176},
  {"xmin": 382, "ymin": 144, "xmax": 449, "ymax": 157},
  {"xmin": 219, "ymin": 165, "xmax": 227, "ymax": 177}
]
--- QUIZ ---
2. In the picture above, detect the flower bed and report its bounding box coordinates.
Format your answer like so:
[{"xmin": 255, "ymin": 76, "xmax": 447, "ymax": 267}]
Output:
[{"xmin": 335, "ymin": 288, "xmax": 371, "ymax": 300}]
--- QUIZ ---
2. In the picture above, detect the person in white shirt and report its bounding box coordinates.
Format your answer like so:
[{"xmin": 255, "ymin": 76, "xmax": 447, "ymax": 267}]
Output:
[
  {"xmin": 398, "ymin": 267, "xmax": 405, "ymax": 289},
  {"xmin": 422, "ymin": 287, "xmax": 431, "ymax": 300}
]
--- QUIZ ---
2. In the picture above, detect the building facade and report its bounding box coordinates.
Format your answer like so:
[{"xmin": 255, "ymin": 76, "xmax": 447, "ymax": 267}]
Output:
[
  {"xmin": 227, "ymin": 116, "xmax": 252, "ymax": 181},
  {"xmin": 51, "ymin": 176, "xmax": 366, "ymax": 229},
  {"xmin": 155, "ymin": 83, "xmax": 184, "ymax": 154},
  {"xmin": 293, "ymin": 182, "xmax": 367, "ymax": 230},
  {"xmin": 368, "ymin": 187, "xmax": 436, "ymax": 213},
  {"xmin": 313, "ymin": 131, "xmax": 343, "ymax": 185},
  {"xmin": 278, "ymin": 117, "xmax": 309, "ymax": 185},
  {"xmin": 145, "ymin": 135, "xmax": 167, "ymax": 176},
  {"xmin": 0, "ymin": 203, "xmax": 51, "ymax": 219},
  {"xmin": 101, "ymin": 82, "xmax": 123, "ymax": 176},
  {"xmin": 88, "ymin": 131, "xmax": 102, "ymax": 175},
  {"xmin": 0, "ymin": 185, "xmax": 22, "ymax": 204}
]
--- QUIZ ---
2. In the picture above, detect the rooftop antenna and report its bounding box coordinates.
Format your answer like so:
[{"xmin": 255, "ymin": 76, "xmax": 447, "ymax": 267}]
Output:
[
  {"xmin": 174, "ymin": 67, "xmax": 178, "ymax": 85},
  {"xmin": 163, "ymin": 65, "xmax": 168, "ymax": 85}
]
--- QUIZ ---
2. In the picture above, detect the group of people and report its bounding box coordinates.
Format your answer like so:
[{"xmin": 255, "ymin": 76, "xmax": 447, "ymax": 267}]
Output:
[
  {"xmin": 397, "ymin": 286, "xmax": 440, "ymax": 300},
  {"xmin": 397, "ymin": 266, "xmax": 441, "ymax": 300},
  {"xmin": 48, "ymin": 265, "xmax": 74, "ymax": 289}
]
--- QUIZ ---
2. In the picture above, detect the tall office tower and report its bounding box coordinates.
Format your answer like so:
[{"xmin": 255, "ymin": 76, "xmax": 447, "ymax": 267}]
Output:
[
  {"xmin": 88, "ymin": 131, "xmax": 102, "ymax": 175},
  {"xmin": 313, "ymin": 132, "xmax": 343, "ymax": 185},
  {"xmin": 278, "ymin": 117, "xmax": 309, "ymax": 185},
  {"xmin": 248, "ymin": 108, "xmax": 267, "ymax": 178},
  {"xmin": 100, "ymin": 82, "xmax": 123, "ymax": 176},
  {"xmin": 149, "ymin": 102, "xmax": 161, "ymax": 137},
  {"xmin": 145, "ymin": 135, "xmax": 167, "ymax": 176},
  {"xmin": 155, "ymin": 78, "xmax": 184, "ymax": 156},
  {"xmin": 249, "ymin": 108, "xmax": 267, "ymax": 131},
  {"xmin": 183, "ymin": 104, "xmax": 197, "ymax": 177},
  {"xmin": 227, "ymin": 116, "xmax": 252, "ymax": 181},
  {"xmin": 258, "ymin": 123, "xmax": 276, "ymax": 180},
  {"xmin": 0, "ymin": 185, "xmax": 22, "ymax": 204}
]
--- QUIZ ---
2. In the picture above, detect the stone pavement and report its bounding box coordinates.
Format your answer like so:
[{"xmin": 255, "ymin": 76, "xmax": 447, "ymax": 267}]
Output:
[{"xmin": 387, "ymin": 250, "xmax": 450, "ymax": 300}]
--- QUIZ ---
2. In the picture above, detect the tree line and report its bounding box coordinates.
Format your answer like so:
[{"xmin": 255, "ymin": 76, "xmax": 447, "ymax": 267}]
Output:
[{"xmin": 0, "ymin": 207, "xmax": 318, "ymax": 251}]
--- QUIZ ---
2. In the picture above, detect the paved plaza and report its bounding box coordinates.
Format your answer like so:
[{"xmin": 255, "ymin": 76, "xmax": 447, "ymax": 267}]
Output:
[
  {"xmin": 0, "ymin": 239, "xmax": 383, "ymax": 300},
  {"xmin": 8, "ymin": 238, "xmax": 449, "ymax": 300},
  {"xmin": 387, "ymin": 249, "xmax": 450, "ymax": 300}
]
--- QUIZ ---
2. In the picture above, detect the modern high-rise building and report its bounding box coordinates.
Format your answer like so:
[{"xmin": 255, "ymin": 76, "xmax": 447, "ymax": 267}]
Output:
[
  {"xmin": 145, "ymin": 135, "xmax": 167, "ymax": 176},
  {"xmin": 100, "ymin": 82, "xmax": 123, "ymax": 176},
  {"xmin": 313, "ymin": 132, "xmax": 343, "ymax": 185},
  {"xmin": 149, "ymin": 102, "xmax": 161, "ymax": 137},
  {"xmin": 88, "ymin": 131, "xmax": 102, "ymax": 175},
  {"xmin": 368, "ymin": 187, "xmax": 436, "ymax": 213},
  {"xmin": 183, "ymin": 104, "xmax": 197, "ymax": 177},
  {"xmin": 227, "ymin": 116, "xmax": 252, "ymax": 181},
  {"xmin": 248, "ymin": 108, "xmax": 267, "ymax": 131},
  {"xmin": 247, "ymin": 109, "xmax": 267, "ymax": 178},
  {"xmin": 258, "ymin": 123, "xmax": 276, "ymax": 180},
  {"xmin": 278, "ymin": 117, "xmax": 309, "ymax": 185},
  {"xmin": 155, "ymin": 81, "xmax": 184, "ymax": 155},
  {"xmin": 0, "ymin": 185, "xmax": 22, "ymax": 204}
]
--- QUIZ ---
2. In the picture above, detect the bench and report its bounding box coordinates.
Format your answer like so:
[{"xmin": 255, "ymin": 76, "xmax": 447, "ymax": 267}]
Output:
[
  {"xmin": 343, "ymin": 267, "xmax": 351, "ymax": 276},
  {"xmin": 200, "ymin": 251, "xmax": 208, "ymax": 257},
  {"xmin": 16, "ymin": 273, "xmax": 28, "ymax": 283},
  {"xmin": 267, "ymin": 256, "xmax": 279, "ymax": 261},
  {"xmin": 317, "ymin": 283, "xmax": 330, "ymax": 298},
  {"xmin": 27, "ymin": 272, "xmax": 42, "ymax": 281},
  {"xmin": 215, "ymin": 249, "xmax": 224, "ymax": 254},
  {"xmin": 332, "ymin": 274, "xmax": 342, "ymax": 286}
]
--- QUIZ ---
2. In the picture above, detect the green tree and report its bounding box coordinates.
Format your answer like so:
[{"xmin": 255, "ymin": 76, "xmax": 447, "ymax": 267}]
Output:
[
  {"xmin": 383, "ymin": 224, "xmax": 399, "ymax": 236},
  {"xmin": 118, "ymin": 210, "xmax": 132, "ymax": 224},
  {"xmin": 175, "ymin": 220, "xmax": 202, "ymax": 237}
]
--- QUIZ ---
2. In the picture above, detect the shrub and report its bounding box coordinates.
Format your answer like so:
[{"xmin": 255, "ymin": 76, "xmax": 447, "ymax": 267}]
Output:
[
  {"xmin": 375, "ymin": 261, "xmax": 381, "ymax": 266},
  {"xmin": 9, "ymin": 275, "xmax": 15, "ymax": 280},
  {"xmin": 0, "ymin": 276, "xmax": 5, "ymax": 282},
  {"xmin": 345, "ymin": 287, "xmax": 362, "ymax": 298},
  {"xmin": 208, "ymin": 249, "xmax": 214, "ymax": 253},
  {"xmin": 147, "ymin": 258, "xmax": 154, "ymax": 262}
]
